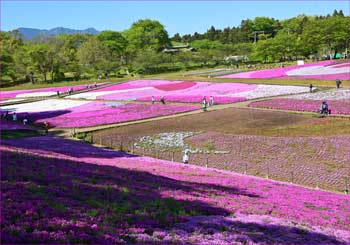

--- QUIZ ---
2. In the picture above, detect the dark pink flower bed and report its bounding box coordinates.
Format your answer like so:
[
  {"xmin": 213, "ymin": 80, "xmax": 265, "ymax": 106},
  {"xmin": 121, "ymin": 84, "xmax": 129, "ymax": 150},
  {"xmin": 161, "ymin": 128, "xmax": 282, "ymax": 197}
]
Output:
[
  {"xmin": 1, "ymin": 136, "xmax": 350, "ymax": 244},
  {"xmin": 153, "ymin": 81, "xmax": 197, "ymax": 91},
  {"xmin": 249, "ymin": 98, "xmax": 350, "ymax": 115},
  {"xmin": 0, "ymin": 120, "xmax": 33, "ymax": 130}
]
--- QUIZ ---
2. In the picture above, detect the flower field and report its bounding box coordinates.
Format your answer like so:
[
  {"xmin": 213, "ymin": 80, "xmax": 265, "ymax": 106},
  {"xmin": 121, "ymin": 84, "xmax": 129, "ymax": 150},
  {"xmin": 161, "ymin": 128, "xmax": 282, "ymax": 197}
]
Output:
[
  {"xmin": 92, "ymin": 107, "xmax": 350, "ymax": 193},
  {"xmin": 250, "ymin": 98, "xmax": 350, "ymax": 115},
  {"xmin": 0, "ymin": 99, "xmax": 199, "ymax": 128},
  {"xmin": 0, "ymin": 83, "xmax": 107, "ymax": 100},
  {"xmin": 184, "ymin": 133, "xmax": 350, "ymax": 192},
  {"xmin": 249, "ymin": 88, "xmax": 350, "ymax": 115},
  {"xmin": 220, "ymin": 60, "xmax": 350, "ymax": 80},
  {"xmin": 1, "ymin": 136, "xmax": 350, "ymax": 244},
  {"xmin": 0, "ymin": 120, "xmax": 33, "ymax": 130},
  {"xmin": 68, "ymin": 79, "xmax": 311, "ymax": 103}
]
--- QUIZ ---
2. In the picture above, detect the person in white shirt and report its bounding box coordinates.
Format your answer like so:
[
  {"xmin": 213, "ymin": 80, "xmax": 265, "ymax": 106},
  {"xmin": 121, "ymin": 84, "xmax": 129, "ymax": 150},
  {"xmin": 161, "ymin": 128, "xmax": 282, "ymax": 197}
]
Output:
[
  {"xmin": 12, "ymin": 112, "xmax": 17, "ymax": 122},
  {"xmin": 183, "ymin": 149, "xmax": 190, "ymax": 164}
]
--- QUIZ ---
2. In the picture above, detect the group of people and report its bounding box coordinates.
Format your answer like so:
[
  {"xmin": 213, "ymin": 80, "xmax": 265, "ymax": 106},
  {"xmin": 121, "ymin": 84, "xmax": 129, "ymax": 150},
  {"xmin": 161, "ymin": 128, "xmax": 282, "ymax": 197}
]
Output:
[
  {"xmin": 2, "ymin": 111, "xmax": 29, "ymax": 125},
  {"xmin": 151, "ymin": 96, "xmax": 166, "ymax": 104},
  {"xmin": 309, "ymin": 79, "xmax": 342, "ymax": 94},
  {"xmin": 202, "ymin": 96, "xmax": 214, "ymax": 111},
  {"xmin": 151, "ymin": 95, "xmax": 215, "ymax": 110}
]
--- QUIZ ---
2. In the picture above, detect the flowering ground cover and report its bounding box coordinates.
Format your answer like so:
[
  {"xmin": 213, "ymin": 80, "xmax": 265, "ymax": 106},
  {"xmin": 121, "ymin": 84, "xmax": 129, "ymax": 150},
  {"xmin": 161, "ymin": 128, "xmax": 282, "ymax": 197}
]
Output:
[
  {"xmin": 69, "ymin": 79, "xmax": 311, "ymax": 104},
  {"xmin": 93, "ymin": 108, "xmax": 350, "ymax": 192},
  {"xmin": 1, "ymin": 136, "xmax": 350, "ymax": 244},
  {"xmin": 184, "ymin": 133, "xmax": 350, "ymax": 192},
  {"xmin": 219, "ymin": 60, "xmax": 349, "ymax": 80},
  {"xmin": 0, "ymin": 99, "xmax": 199, "ymax": 128},
  {"xmin": 0, "ymin": 83, "xmax": 106, "ymax": 100},
  {"xmin": 0, "ymin": 120, "xmax": 33, "ymax": 130},
  {"xmin": 249, "ymin": 89, "xmax": 350, "ymax": 115},
  {"xmin": 249, "ymin": 98, "xmax": 350, "ymax": 115}
]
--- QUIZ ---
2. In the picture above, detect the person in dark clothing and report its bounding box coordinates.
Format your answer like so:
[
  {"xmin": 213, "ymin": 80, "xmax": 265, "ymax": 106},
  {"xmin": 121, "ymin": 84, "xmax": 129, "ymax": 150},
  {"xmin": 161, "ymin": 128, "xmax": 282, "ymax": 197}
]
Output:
[
  {"xmin": 336, "ymin": 79, "xmax": 342, "ymax": 89},
  {"xmin": 319, "ymin": 101, "xmax": 329, "ymax": 116},
  {"xmin": 309, "ymin": 84, "xmax": 313, "ymax": 93},
  {"xmin": 160, "ymin": 96, "xmax": 166, "ymax": 104}
]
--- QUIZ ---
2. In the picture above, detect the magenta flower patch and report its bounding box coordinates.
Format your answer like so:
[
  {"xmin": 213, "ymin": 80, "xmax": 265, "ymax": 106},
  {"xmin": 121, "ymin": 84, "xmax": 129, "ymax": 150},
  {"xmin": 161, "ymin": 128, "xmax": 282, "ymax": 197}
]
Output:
[
  {"xmin": 1, "ymin": 136, "xmax": 350, "ymax": 244},
  {"xmin": 12, "ymin": 102, "xmax": 199, "ymax": 128},
  {"xmin": 249, "ymin": 98, "xmax": 350, "ymax": 115}
]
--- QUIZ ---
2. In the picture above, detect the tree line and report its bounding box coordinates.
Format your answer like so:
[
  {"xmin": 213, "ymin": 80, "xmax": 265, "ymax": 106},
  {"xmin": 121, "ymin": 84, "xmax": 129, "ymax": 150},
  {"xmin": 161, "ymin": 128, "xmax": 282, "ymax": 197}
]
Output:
[{"xmin": 1, "ymin": 10, "xmax": 349, "ymax": 85}]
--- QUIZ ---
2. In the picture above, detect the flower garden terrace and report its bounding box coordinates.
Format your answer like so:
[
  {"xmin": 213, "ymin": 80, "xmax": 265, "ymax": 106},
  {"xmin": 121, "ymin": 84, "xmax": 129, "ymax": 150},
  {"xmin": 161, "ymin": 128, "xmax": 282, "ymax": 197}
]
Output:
[
  {"xmin": 92, "ymin": 108, "xmax": 350, "ymax": 193},
  {"xmin": 1, "ymin": 136, "xmax": 350, "ymax": 244},
  {"xmin": 1, "ymin": 79, "xmax": 319, "ymax": 129},
  {"xmin": 1, "ymin": 75, "xmax": 350, "ymax": 244}
]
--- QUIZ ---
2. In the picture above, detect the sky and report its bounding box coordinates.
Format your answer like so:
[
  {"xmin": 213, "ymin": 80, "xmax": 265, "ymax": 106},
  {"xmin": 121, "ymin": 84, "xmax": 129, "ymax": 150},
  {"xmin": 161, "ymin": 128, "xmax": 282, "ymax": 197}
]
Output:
[{"xmin": 1, "ymin": 1, "xmax": 349, "ymax": 36}]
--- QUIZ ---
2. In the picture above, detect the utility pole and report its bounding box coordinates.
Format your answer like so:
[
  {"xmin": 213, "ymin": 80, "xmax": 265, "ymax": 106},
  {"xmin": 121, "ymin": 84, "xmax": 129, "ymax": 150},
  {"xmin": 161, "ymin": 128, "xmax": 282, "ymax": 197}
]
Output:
[{"xmin": 252, "ymin": 31, "xmax": 268, "ymax": 44}]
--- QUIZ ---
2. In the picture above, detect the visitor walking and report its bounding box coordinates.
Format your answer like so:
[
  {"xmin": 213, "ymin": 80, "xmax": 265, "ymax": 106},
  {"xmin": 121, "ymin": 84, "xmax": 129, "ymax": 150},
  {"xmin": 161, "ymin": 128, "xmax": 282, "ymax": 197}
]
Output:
[
  {"xmin": 209, "ymin": 96, "xmax": 214, "ymax": 106},
  {"xmin": 160, "ymin": 96, "xmax": 166, "ymax": 104},
  {"xmin": 336, "ymin": 79, "xmax": 341, "ymax": 88},
  {"xmin": 23, "ymin": 118, "xmax": 28, "ymax": 125},
  {"xmin": 12, "ymin": 112, "xmax": 17, "ymax": 122},
  {"xmin": 152, "ymin": 96, "xmax": 155, "ymax": 104},
  {"xmin": 309, "ymin": 84, "xmax": 313, "ymax": 93},
  {"xmin": 182, "ymin": 149, "xmax": 190, "ymax": 164},
  {"xmin": 202, "ymin": 97, "xmax": 207, "ymax": 112},
  {"xmin": 43, "ymin": 121, "xmax": 49, "ymax": 135},
  {"xmin": 4, "ymin": 111, "xmax": 9, "ymax": 121},
  {"xmin": 57, "ymin": 91, "xmax": 60, "ymax": 97}
]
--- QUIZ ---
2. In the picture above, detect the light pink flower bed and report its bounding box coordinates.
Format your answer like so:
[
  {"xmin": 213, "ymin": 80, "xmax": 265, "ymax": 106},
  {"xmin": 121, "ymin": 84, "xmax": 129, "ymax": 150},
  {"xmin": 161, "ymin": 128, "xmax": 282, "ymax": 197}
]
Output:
[
  {"xmin": 15, "ymin": 102, "xmax": 200, "ymax": 128},
  {"xmin": 219, "ymin": 60, "xmax": 348, "ymax": 80},
  {"xmin": 249, "ymin": 98, "xmax": 350, "ymax": 115},
  {"xmin": 0, "ymin": 83, "xmax": 107, "ymax": 100},
  {"xmin": 1, "ymin": 136, "xmax": 350, "ymax": 244}
]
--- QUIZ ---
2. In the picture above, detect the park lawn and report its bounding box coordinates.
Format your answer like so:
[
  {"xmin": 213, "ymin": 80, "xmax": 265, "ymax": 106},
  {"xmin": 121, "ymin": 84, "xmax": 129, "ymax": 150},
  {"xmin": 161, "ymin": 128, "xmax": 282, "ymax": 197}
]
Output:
[{"xmin": 0, "ymin": 76, "xmax": 131, "ymax": 91}]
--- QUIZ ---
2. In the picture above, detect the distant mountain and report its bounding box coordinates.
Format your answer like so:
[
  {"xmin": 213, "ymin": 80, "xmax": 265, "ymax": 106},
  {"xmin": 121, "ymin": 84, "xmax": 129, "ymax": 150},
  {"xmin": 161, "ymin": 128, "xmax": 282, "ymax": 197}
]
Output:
[{"xmin": 16, "ymin": 27, "xmax": 100, "ymax": 40}]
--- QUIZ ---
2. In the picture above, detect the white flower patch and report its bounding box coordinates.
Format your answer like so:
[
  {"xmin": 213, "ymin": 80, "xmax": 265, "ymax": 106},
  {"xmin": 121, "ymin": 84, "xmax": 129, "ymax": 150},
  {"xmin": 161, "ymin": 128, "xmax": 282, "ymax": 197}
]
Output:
[
  {"xmin": 104, "ymin": 102, "xmax": 126, "ymax": 108},
  {"xmin": 286, "ymin": 65, "xmax": 349, "ymax": 76},
  {"xmin": 0, "ymin": 99, "xmax": 90, "ymax": 113},
  {"xmin": 16, "ymin": 92, "xmax": 57, "ymax": 98},
  {"xmin": 288, "ymin": 88, "xmax": 350, "ymax": 101},
  {"xmin": 138, "ymin": 132, "xmax": 195, "ymax": 149},
  {"xmin": 225, "ymin": 84, "xmax": 310, "ymax": 100},
  {"xmin": 67, "ymin": 87, "xmax": 153, "ymax": 100}
]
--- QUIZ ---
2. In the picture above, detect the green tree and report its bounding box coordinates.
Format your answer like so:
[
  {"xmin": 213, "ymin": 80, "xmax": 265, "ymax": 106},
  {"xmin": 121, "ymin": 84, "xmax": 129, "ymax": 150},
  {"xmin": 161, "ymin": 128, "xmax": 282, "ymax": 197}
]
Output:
[
  {"xmin": 27, "ymin": 43, "xmax": 55, "ymax": 83},
  {"xmin": 124, "ymin": 19, "xmax": 170, "ymax": 55},
  {"xmin": 76, "ymin": 37, "xmax": 110, "ymax": 77}
]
